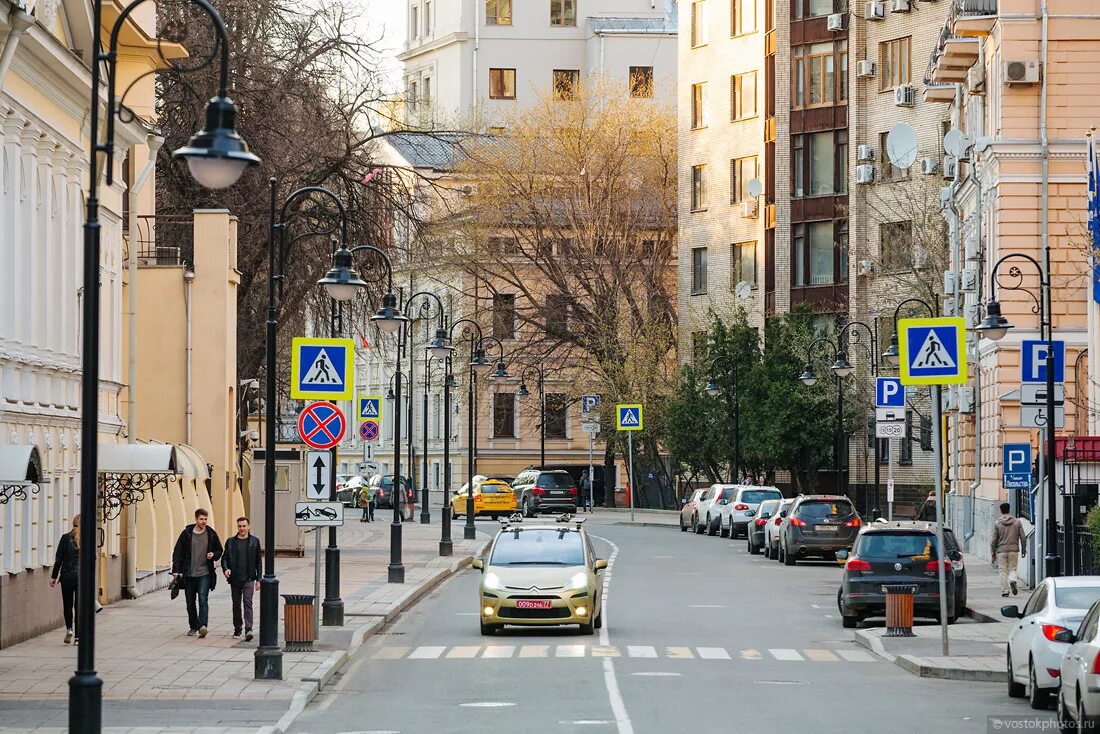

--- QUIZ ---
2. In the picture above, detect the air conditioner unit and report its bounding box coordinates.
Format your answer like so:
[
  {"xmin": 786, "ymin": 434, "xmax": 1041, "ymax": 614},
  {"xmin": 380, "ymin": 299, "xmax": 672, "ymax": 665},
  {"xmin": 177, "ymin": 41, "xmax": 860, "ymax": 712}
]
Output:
[
  {"xmin": 963, "ymin": 303, "xmax": 981, "ymax": 329},
  {"xmin": 827, "ymin": 12, "xmax": 845, "ymax": 30},
  {"xmin": 855, "ymin": 164, "xmax": 875, "ymax": 184},
  {"xmin": 740, "ymin": 199, "xmax": 759, "ymax": 218},
  {"xmin": 893, "ymin": 85, "xmax": 915, "ymax": 107},
  {"xmin": 857, "ymin": 259, "xmax": 875, "ymax": 276},
  {"xmin": 967, "ymin": 63, "xmax": 985, "ymax": 94},
  {"xmin": 866, "ymin": 0, "xmax": 885, "ymax": 19},
  {"xmin": 893, "ymin": 0, "xmax": 911, "ymax": 11},
  {"xmin": 1004, "ymin": 59, "xmax": 1040, "ymax": 85},
  {"xmin": 919, "ymin": 157, "xmax": 938, "ymax": 175},
  {"xmin": 960, "ymin": 266, "xmax": 978, "ymax": 292},
  {"xmin": 857, "ymin": 144, "xmax": 875, "ymax": 162},
  {"xmin": 958, "ymin": 387, "xmax": 975, "ymax": 414},
  {"xmin": 943, "ymin": 271, "xmax": 956, "ymax": 295},
  {"xmin": 943, "ymin": 155, "xmax": 958, "ymax": 178},
  {"xmin": 857, "ymin": 60, "xmax": 876, "ymax": 77}
]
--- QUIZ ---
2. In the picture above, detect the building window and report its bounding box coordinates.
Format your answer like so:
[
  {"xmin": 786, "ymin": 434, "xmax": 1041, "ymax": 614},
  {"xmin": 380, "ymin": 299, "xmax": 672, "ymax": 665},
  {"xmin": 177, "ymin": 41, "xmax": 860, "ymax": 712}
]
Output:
[
  {"xmin": 545, "ymin": 294, "xmax": 571, "ymax": 338},
  {"xmin": 553, "ymin": 69, "xmax": 579, "ymax": 100},
  {"xmin": 691, "ymin": 0, "xmax": 708, "ymax": 46},
  {"xmin": 692, "ymin": 331, "xmax": 709, "ymax": 363},
  {"xmin": 792, "ymin": 41, "xmax": 847, "ymax": 109},
  {"xmin": 411, "ymin": 5, "xmax": 419, "ymax": 39},
  {"xmin": 422, "ymin": 77, "xmax": 432, "ymax": 109},
  {"xmin": 545, "ymin": 394, "xmax": 568, "ymax": 438},
  {"xmin": 730, "ymin": 155, "xmax": 757, "ymax": 204},
  {"xmin": 629, "ymin": 66, "xmax": 654, "ymax": 98},
  {"xmin": 550, "ymin": 0, "xmax": 576, "ymax": 26},
  {"xmin": 489, "ymin": 68, "xmax": 516, "ymax": 99},
  {"xmin": 493, "ymin": 293, "xmax": 516, "ymax": 339},
  {"xmin": 730, "ymin": 71, "xmax": 757, "ymax": 120},
  {"xmin": 731, "ymin": 0, "xmax": 756, "ymax": 35},
  {"xmin": 837, "ymin": 218, "xmax": 848, "ymax": 283},
  {"xmin": 489, "ymin": 235, "xmax": 519, "ymax": 254},
  {"xmin": 407, "ymin": 80, "xmax": 418, "ymax": 114},
  {"xmin": 691, "ymin": 82, "xmax": 707, "ymax": 128},
  {"xmin": 733, "ymin": 241, "xmax": 757, "ymax": 287},
  {"xmin": 792, "ymin": 131, "xmax": 846, "ymax": 198},
  {"xmin": 493, "ymin": 392, "xmax": 516, "ymax": 438},
  {"xmin": 794, "ymin": 0, "xmax": 835, "ymax": 18},
  {"xmin": 691, "ymin": 247, "xmax": 708, "ymax": 294},
  {"xmin": 487, "ymin": 0, "xmax": 512, "ymax": 24},
  {"xmin": 793, "ymin": 221, "xmax": 838, "ymax": 286},
  {"xmin": 880, "ymin": 36, "xmax": 911, "ymax": 91},
  {"xmin": 691, "ymin": 164, "xmax": 707, "ymax": 210},
  {"xmin": 880, "ymin": 221, "xmax": 913, "ymax": 271},
  {"xmin": 425, "ymin": 1, "xmax": 432, "ymax": 34}
]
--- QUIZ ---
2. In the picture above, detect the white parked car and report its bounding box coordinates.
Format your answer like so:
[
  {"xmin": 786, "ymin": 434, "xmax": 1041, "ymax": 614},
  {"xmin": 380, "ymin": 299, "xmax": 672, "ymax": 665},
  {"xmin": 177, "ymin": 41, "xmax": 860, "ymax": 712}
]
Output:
[
  {"xmin": 1056, "ymin": 597, "xmax": 1100, "ymax": 729},
  {"xmin": 764, "ymin": 498, "xmax": 794, "ymax": 560},
  {"xmin": 1003, "ymin": 577, "xmax": 1100, "ymax": 709},
  {"xmin": 721, "ymin": 486, "xmax": 784, "ymax": 539},
  {"xmin": 696, "ymin": 485, "xmax": 738, "ymax": 536}
]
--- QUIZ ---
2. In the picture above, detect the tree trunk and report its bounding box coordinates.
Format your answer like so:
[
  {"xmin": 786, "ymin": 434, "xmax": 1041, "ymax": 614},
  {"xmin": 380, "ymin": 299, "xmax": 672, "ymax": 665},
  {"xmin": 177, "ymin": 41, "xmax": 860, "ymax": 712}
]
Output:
[{"xmin": 602, "ymin": 440, "xmax": 616, "ymax": 508}]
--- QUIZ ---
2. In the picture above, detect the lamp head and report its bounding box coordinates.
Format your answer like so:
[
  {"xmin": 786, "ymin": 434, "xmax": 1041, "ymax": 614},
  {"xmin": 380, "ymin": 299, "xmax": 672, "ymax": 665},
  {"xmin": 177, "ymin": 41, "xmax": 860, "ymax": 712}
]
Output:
[
  {"xmin": 370, "ymin": 292, "xmax": 406, "ymax": 334},
  {"xmin": 428, "ymin": 328, "xmax": 453, "ymax": 359},
  {"xmin": 491, "ymin": 360, "xmax": 508, "ymax": 381},
  {"xmin": 471, "ymin": 349, "xmax": 492, "ymax": 375},
  {"xmin": 172, "ymin": 95, "xmax": 259, "ymax": 189},
  {"xmin": 882, "ymin": 336, "xmax": 901, "ymax": 367},
  {"xmin": 445, "ymin": 373, "xmax": 457, "ymax": 389},
  {"xmin": 799, "ymin": 363, "xmax": 818, "ymax": 386},
  {"xmin": 318, "ymin": 246, "xmax": 368, "ymax": 302},
  {"xmin": 518, "ymin": 381, "xmax": 530, "ymax": 398},
  {"xmin": 385, "ymin": 387, "xmax": 396, "ymax": 401},
  {"xmin": 704, "ymin": 379, "xmax": 720, "ymax": 397},
  {"xmin": 977, "ymin": 299, "xmax": 1012, "ymax": 341},
  {"xmin": 831, "ymin": 351, "xmax": 854, "ymax": 378}
]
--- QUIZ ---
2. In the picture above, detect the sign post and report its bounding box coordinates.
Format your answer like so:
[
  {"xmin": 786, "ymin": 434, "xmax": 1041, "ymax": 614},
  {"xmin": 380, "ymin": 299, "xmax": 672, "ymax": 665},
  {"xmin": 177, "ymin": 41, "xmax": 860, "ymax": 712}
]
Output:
[
  {"xmin": 581, "ymin": 395, "xmax": 600, "ymax": 513},
  {"xmin": 876, "ymin": 377, "xmax": 905, "ymax": 521},
  {"xmin": 898, "ymin": 317, "xmax": 966, "ymax": 657},
  {"xmin": 616, "ymin": 404, "xmax": 643, "ymax": 523}
]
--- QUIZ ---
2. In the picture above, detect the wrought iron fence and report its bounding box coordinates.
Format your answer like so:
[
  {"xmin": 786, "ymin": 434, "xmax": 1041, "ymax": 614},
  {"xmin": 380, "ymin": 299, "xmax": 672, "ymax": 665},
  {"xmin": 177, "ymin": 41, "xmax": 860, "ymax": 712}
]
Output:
[
  {"xmin": 134, "ymin": 215, "xmax": 194, "ymax": 268},
  {"xmin": 1059, "ymin": 526, "xmax": 1100, "ymax": 576}
]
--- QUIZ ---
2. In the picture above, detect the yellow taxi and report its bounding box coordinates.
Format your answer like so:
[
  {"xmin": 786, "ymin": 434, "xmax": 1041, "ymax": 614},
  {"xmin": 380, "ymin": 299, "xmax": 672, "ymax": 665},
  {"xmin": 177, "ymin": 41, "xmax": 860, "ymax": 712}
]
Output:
[
  {"xmin": 451, "ymin": 476, "xmax": 517, "ymax": 520},
  {"xmin": 472, "ymin": 515, "xmax": 607, "ymax": 636}
]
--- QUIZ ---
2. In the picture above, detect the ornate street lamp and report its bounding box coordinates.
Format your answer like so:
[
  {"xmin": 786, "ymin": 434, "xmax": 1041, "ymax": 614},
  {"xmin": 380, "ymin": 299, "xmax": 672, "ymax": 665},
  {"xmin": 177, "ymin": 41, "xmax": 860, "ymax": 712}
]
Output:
[
  {"xmin": 518, "ymin": 366, "xmax": 548, "ymax": 468},
  {"xmin": 705, "ymin": 355, "xmax": 740, "ymax": 483}
]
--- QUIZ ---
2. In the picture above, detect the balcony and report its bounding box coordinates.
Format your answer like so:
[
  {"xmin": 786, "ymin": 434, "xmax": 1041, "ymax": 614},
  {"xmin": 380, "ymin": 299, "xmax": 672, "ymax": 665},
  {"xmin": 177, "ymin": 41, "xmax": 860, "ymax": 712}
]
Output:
[
  {"xmin": 924, "ymin": 0, "xmax": 996, "ymax": 99},
  {"xmin": 134, "ymin": 215, "xmax": 194, "ymax": 268}
]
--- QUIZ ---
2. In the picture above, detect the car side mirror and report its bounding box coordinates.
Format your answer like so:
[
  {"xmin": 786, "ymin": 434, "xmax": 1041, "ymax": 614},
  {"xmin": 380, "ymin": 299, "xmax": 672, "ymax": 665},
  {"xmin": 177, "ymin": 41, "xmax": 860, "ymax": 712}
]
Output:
[
  {"xmin": 948, "ymin": 550, "xmax": 963, "ymax": 561},
  {"xmin": 471, "ymin": 559, "xmax": 483, "ymax": 570},
  {"xmin": 594, "ymin": 559, "xmax": 608, "ymax": 572},
  {"xmin": 1000, "ymin": 604, "xmax": 1022, "ymax": 619},
  {"xmin": 836, "ymin": 549, "xmax": 849, "ymax": 561},
  {"xmin": 745, "ymin": 510, "xmax": 756, "ymax": 517},
  {"xmin": 761, "ymin": 512, "xmax": 772, "ymax": 519},
  {"xmin": 681, "ymin": 497, "xmax": 688, "ymax": 505},
  {"xmin": 1054, "ymin": 629, "xmax": 1076, "ymax": 644}
]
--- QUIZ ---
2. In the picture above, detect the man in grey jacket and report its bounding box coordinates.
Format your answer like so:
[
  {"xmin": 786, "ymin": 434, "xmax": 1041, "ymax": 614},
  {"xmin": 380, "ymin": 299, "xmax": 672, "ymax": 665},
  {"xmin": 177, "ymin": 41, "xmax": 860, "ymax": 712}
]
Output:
[{"xmin": 992, "ymin": 502, "xmax": 1027, "ymax": 597}]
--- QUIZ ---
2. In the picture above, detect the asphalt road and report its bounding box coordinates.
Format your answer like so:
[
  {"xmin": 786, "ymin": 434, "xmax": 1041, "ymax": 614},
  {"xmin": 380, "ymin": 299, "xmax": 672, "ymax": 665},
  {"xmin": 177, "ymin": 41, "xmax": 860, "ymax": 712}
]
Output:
[{"xmin": 290, "ymin": 516, "xmax": 1050, "ymax": 734}]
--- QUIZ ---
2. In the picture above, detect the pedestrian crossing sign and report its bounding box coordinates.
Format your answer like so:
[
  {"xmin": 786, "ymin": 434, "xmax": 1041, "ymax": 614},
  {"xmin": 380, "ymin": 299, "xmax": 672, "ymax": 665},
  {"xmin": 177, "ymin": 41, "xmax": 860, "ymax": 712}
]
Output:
[
  {"xmin": 358, "ymin": 395, "xmax": 382, "ymax": 421},
  {"xmin": 290, "ymin": 337, "xmax": 355, "ymax": 400},
  {"xmin": 616, "ymin": 404, "xmax": 643, "ymax": 431},
  {"xmin": 897, "ymin": 317, "xmax": 967, "ymax": 386}
]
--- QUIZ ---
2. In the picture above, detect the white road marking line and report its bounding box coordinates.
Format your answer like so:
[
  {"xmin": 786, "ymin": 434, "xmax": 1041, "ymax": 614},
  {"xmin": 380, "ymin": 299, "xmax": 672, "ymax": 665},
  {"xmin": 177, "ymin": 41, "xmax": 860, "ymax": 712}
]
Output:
[
  {"xmin": 408, "ymin": 646, "xmax": 446, "ymax": 659},
  {"xmin": 740, "ymin": 649, "xmax": 762, "ymax": 660},
  {"xmin": 666, "ymin": 646, "xmax": 694, "ymax": 659},
  {"xmin": 557, "ymin": 644, "xmax": 586, "ymax": 658},
  {"xmin": 519, "ymin": 645, "xmax": 549, "ymax": 658},
  {"xmin": 769, "ymin": 649, "xmax": 804, "ymax": 661},
  {"xmin": 460, "ymin": 702, "xmax": 516, "ymax": 708},
  {"xmin": 446, "ymin": 646, "xmax": 481, "ymax": 659},
  {"xmin": 559, "ymin": 721, "xmax": 615, "ymax": 726},
  {"xmin": 630, "ymin": 671, "xmax": 682, "ymax": 677},
  {"xmin": 689, "ymin": 604, "xmax": 725, "ymax": 608},
  {"xmin": 627, "ymin": 645, "xmax": 658, "ymax": 658},
  {"xmin": 696, "ymin": 647, "xmax": 731, "ymax": 660},
  {"xmin": 837, "ymin": 649, "xmax": 876, "ymax": 662},
  {"xmin": 591, "ymin": 645, "xmax": 620, "ymax": 657},
  {"xmin": 481, "ymin": 645, "xmax": 515, "ymax": 658},
  {"xmin": 589, "ymin": 534, "xmax": 633, "ymax": 734},
  {"xmin": 804, "ymin": 649, "xmax": 840, "ymax": 662},
  {"xmin": 372, "ymin": 646, "xmax": 409, "ymax": 660}
]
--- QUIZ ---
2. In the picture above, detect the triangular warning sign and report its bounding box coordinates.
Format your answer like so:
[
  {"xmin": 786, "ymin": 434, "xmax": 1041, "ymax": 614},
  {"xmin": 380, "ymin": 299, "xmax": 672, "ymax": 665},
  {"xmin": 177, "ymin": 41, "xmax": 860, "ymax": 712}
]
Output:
[
  {"xmin": 620, "ymin": 409, "xmax": 640, "ymax": 427},
  {"xmin": 911, "ymin": 330, "xmax": 956, "ymax": 370},
  {"xmin": 303, "ymin": 349, "xmax": 342, "ymax": 385}
]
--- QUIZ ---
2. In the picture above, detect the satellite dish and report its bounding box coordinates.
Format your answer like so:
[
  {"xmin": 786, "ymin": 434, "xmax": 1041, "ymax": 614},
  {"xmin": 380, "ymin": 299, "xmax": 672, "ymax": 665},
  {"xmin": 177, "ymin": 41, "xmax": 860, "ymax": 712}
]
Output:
[
  {"xmin": 746, "ymin": 178, "xmax": 763, "ymax": 198},
  {"xmin": 943, "ymin": 129, "xmax": 973, "ymax": 158},
  {"xmin": 885, "ymin": 123, "xmax": 919, "ymax": 169},
  {"xmin": 735, "ymin": 281, "xmax": 752, "ymax": 299}
]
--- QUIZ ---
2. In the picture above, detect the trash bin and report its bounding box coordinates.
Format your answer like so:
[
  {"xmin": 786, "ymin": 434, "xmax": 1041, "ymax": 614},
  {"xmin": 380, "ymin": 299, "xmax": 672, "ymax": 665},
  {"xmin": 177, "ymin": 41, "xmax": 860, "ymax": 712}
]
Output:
[
  {"xmin": 283, "ymin": 594, "xmax": 316, "ymax": 652},
  {"xmin": 883, "ymin": 584, "xmax": 917, "ymax": 638}
]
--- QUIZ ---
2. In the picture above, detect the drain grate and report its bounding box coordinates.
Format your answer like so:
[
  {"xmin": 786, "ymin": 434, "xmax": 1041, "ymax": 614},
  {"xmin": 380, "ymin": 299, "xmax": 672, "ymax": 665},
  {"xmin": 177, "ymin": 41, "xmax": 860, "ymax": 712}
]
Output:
[{"xmin": 376, "ymin": 631, "xmax": 406, "ymax": 636}]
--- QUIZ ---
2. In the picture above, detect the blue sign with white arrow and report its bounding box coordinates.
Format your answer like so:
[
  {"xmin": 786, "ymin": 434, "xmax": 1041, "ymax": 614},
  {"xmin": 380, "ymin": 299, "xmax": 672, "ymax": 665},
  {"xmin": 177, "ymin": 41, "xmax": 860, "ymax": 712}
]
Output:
[
  {"xmin": 1002, "ymin": 442, "xmax": 1032, "ymax": 490},
  {"xmin": 1021, "ymin": 340, "xmax": 1065, "ymax": 384},
  {"xmin": 876, "ymin": 377, "xmax": 905, "ymax": 408}
]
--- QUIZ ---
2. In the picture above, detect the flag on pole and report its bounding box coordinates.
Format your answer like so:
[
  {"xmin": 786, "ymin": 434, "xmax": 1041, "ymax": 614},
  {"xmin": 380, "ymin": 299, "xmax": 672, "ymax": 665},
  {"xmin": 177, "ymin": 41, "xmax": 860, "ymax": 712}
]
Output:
[
  {"xmin": 1087, "ymin": 130, "xmax": 1100, "ymax": 303},
  {"xmin": 1086, "ymin": 130, "xmax": 1100, "ymax": 433}
]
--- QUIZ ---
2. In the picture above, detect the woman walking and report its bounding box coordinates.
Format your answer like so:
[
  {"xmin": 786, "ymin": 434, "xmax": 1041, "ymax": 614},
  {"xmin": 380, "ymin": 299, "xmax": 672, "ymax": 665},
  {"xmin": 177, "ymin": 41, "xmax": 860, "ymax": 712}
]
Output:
[{"xmin": 50, "ymin": 515, "xmax": 80, "ymax": 644}]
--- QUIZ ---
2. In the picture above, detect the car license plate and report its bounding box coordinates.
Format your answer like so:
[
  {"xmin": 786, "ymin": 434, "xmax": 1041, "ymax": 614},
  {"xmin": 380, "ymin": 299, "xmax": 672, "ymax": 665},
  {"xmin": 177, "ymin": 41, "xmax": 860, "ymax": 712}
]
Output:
[
  {"xmin": 816, "ymin": 524, "xmax": 838, "ymax": 533},
  {"xmin": 516, "ymin": 599, "xmax": 552, "ymax": 609}
]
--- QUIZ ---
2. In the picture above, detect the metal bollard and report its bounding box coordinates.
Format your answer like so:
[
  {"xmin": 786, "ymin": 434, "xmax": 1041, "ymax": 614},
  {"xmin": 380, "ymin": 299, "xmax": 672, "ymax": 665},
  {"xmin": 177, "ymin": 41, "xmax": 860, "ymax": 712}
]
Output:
[
  {"xmin": 282, "ymin": 594, "xmax": 316, "ymax": 652},
  {"xmin": 883, "ymin": 584, "xmax": 917, "ymax": 638}
]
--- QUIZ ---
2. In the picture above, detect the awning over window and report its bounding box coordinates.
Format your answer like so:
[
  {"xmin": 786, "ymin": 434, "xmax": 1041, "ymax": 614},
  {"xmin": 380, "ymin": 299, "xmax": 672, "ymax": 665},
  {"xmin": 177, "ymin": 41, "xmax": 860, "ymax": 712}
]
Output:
[
  {"xmin": 0, "ymin": 445, "xmax": 42, "ymax": 504},
  {"xmin": 98, "ymin": 443, "xmax": 181, "ymax": 520}
]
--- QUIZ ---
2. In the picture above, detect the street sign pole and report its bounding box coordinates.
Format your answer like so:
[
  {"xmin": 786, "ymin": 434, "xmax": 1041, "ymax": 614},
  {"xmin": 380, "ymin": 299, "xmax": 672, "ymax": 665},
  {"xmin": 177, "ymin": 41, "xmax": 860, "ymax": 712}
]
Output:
[
  {"xmin": 627, "ymin": 431, "xmax": 635, "ymax": 524},
  {"xmin": 887, "ymin": 438, "xmax": 895, "ymax": 521},
  {"xmin": 931, "ymin": 385, "xmax": 949, "ymax": 656},
  {"xmin": 588, "ymin": 433, "xmax": 594, "ymax": 514},
  {"xmin": 313, "ymin": 529, "xmax": 321, "ymax": 638}
]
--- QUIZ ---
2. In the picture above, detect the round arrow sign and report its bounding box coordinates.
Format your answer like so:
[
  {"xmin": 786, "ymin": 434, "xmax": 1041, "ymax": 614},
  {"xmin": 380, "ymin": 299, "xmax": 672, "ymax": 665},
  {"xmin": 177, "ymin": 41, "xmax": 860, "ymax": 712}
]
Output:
[{"xmin": 297, "ymin": 401, "xmax": 346, "ymax": 450}]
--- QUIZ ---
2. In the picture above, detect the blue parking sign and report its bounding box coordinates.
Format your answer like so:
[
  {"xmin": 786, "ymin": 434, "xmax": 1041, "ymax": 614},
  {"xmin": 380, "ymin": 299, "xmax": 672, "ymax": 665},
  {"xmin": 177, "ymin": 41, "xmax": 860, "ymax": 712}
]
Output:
[
  {"xmin": 1002, "ymin": 443, "xmax": 1032, "ymax": 490},
  {"xmin": 1021, "ymin": 340, "xmax": 1065, "ymax": 384},
  {"xmin": 875, "ymin": 377, "xmax": 904, "ymax": 408}
]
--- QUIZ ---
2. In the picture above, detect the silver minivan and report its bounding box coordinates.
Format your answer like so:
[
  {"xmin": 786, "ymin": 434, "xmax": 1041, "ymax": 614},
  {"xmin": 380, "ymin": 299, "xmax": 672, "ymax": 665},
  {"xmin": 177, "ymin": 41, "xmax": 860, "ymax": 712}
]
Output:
[{"xmin": 720, "ymin": 485, "xmax": 783, "ymax": 538}]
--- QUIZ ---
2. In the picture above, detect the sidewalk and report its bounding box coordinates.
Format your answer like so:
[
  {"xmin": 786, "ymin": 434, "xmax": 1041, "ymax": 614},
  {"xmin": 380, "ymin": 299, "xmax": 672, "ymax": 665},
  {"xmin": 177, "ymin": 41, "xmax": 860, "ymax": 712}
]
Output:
[
  {"xmin": 854, "ymin": 550, "xmax": 1023, "ymax": 682},
  {"xmin": 0, "ymin": 516, "xmax": 488, "ymax": 733}
]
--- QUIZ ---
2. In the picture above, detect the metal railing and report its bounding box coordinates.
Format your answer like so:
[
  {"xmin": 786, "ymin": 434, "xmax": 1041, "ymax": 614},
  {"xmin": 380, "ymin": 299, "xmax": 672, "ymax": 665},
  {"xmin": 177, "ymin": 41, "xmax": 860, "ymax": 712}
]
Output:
[
  {"xmin": 1059, "ymin": 526, "xmax": 1100, "ymax": 577},
  {"xmin": 134, "ymin": 215, "xmax": 194, "ymax": 268},
  {"xmin": 923, "ymin": 0, "xmax": 997, "ymax": 86}
]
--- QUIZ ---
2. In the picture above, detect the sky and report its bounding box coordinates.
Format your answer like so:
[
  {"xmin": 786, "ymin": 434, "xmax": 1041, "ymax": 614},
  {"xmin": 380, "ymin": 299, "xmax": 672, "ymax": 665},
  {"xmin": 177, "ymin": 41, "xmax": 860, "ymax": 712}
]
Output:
[{"xmin": 361, "ymin": 0, "xmax": 406, "ymax": 90}]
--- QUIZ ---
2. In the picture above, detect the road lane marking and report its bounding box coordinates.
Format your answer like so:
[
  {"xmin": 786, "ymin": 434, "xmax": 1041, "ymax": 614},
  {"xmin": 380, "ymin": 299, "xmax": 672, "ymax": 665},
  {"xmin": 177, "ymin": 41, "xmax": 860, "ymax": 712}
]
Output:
[
  {"xmin": 445, "ymin": 646, "xmax": 481, "ymax": 659},
  {"xmin": 740, "ymin": 649, "xmax": 762, "ymax": 660},
  {"xmin": 372, "ymin": 646, "xmax": 409, "ymax": 660},
  {"xmin": 697, "ymin": 647, "xmax": 731, "ymax": 660},
  {"xmin": 769, "ymin": 649, "xmax": 804, "ymax": 661},
  {"xmin": 666, "ymin": 646, "xmax": 694, "ymax": 659},
  {"xmin": 804, "ymin": 649, "xmax": 839, "ymax": 662},
  {"xmin": 630, "ymin": 671, "xmax": 682, "ymax": 677},
  {"xmin": 408, "ymin": 646, "xmax": 446, "ymax": 659},
  {"xmin": 519, "ymin": 645, "xmax": 549, "ymax": 658},
  {"xmin": 589, "ymin": 534, "xmax": 634, "ymax": 734},
  {"xmin": 557, "ymin": 645, "xmax": 586, "ymax": 658},
  {"xmin": 688, "ymin": 604, "xmax": 725, "ymax": 608},
  {"xmin": 481, "ymin": 645, "xmax": 515, "ymax": 658},
  {"xmin": 591, "ymin": 646, "xmax": 620, "ymax": 657},
  {"xmin": 627, "ymin": 645, "xmax": 658, "ymax": 658},
  {"xmin": 559, "ymin": 721, "xmax": 615, "ymax": 726},
  {"xmin": 837, "ymin": 649, "xmax": 876, "ymax": 662},
  {"xmin": 460, "ymin": 702, "xmax": 516, "ymax": 708}
]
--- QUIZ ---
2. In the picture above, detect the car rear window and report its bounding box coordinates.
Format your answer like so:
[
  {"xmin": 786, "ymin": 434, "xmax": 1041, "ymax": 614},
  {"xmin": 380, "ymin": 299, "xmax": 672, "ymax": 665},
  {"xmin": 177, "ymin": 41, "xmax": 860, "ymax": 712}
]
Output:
[
  {"xmin": 1056, "ymin": 585, "xmax": 1100, "ymax": 610},
  {"xmin": 718, "ymin": 488, "xmax": 736, "ymax": 500},
  {"xmin": 758, "ymin": 500, "xmax": 780, "ymax": 515},
  {"xmin": 479, "ymin": 483, "xmax": 511, "ymax": 494},
  {"xmin": 796, "ymin": 500, "xmax": 855, "ymax": 521},
  {"xmin": 857, "ymin": 533, "xmax": 938, "ymax": 559},
  {"xmin": 537, "ymin": 473, "xmax": 574, "ymax": 489},
  {"xmin": 491, "ymin": 530, "xmax": 585, "ymax": 566},
  {"xmin": 741, "ymin": 490, "xmax": 782, "ymax": 504}
]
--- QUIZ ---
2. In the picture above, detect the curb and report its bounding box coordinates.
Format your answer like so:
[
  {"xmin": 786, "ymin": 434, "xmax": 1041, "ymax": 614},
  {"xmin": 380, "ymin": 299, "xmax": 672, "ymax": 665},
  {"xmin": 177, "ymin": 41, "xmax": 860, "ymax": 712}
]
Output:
[
  {"xmin": 612, "ymin": 521, "xmax": 681, "ymax": 529},
  {"xmin": 853, "ymin": 630, "xmax": 896, "ymax": 663},
  {"xmin": 964, "ymin": 605, "xmax": 1003, "ymax": 624},
  {"xmin": 597, "ymin": 508, "xmax": 679, "ymax": 515},
  {"xmin": 268, "ymin": 540, "xmax": 489, "ymax": 734},
  {"xmin": 894, "ymin": 654, "xmax": 1006, "ymax": 682}
]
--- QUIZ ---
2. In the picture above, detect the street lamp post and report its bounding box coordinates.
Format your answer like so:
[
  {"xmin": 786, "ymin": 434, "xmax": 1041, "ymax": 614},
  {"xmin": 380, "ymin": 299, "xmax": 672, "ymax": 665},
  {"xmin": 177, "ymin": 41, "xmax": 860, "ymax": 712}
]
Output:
[
  {"xmin": 518, "ymin": 366, "xmax": 547, "ymax": 468},
  {"xmin": 441, "ymin": 362, "xmax": 457, "ymax": 556},
  {"xmin": 421, "ymin": 352, "xmax": 435, "ymax": 524},
  {"xmin": 799, "ymin": 337, "xmax": 845, "ymax": 492},
  {"xmin": 834, "ymin": 321, "xmax": 879, "ymax": 514},
  {"xmin": 704, "ymin": 356, "xmax": 740, "ymax": 483},
  {"xmin": 448, "ymin": 320, "xmax": 493, "ymax": 540},
  {"xmin": 977, "ymin": 255, "xmax": 1060, "ymax": 578},
  {"xmin": 73, "ymin": 0, "xmax": 258, "ymax": 724}
]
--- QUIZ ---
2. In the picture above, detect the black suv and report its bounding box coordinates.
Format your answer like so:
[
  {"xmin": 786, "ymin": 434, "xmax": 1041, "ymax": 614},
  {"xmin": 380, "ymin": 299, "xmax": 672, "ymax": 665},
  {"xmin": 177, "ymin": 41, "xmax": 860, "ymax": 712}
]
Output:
[
  {"xmin": 778, "ymin": 495, "xmax": 861, "ymax": 565},
  {"xmin": 511, "ymin": 469, "xmax": 578, "ymax": 517},
  {"xmin": 836, "ymin": 522, "xmax": 967, "ymax": 628},
  {"xmin": 369, "ymin": 475, "xmax": 412, "ymax": 509}
]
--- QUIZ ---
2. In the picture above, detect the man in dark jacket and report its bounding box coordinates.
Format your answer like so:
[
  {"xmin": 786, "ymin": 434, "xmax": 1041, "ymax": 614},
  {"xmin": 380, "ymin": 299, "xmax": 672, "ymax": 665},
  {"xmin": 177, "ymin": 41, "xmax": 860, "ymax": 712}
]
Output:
[
  {"xmin": 172, "ymin": 508, "xmax": 223, "ymax": 638},
  {"xmin": 221, "ymin": 516, "xmax": 262, "ymax": 640}
]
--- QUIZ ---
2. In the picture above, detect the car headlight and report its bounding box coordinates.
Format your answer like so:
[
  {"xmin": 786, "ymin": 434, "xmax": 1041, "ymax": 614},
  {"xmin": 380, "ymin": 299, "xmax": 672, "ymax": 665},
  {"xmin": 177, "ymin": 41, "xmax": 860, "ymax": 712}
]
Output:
[
  {"xmin": 483, "ymin": 572, "xmax": 505, "ymax": 591},
  {"xmin": 565, "ymin": 572, "xmax": 588, "ymax": 592}
]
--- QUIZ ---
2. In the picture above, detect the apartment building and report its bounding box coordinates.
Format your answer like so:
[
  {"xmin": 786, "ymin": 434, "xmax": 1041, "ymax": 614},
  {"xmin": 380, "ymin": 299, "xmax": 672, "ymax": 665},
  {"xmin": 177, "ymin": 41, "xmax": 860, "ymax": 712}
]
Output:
[{"xmin": 400, "ymin": 0, "xmax": 678, "ymax": 128}]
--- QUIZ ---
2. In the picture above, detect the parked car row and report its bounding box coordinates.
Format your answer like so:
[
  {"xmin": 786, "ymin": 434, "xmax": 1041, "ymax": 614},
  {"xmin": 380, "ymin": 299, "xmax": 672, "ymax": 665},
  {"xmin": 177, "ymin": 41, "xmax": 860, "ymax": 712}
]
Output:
[{"xmin": 678, "ymin": 484, "xmax": 784, "ymax": 538}]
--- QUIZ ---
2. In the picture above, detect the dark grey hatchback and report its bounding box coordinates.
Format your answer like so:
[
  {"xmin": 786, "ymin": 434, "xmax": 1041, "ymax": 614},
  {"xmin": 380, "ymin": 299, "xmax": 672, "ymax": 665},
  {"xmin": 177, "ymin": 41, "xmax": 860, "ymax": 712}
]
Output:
[
  {"xmin": 778, "ymin": 495, "xmax": 861, "ymax": 565},
  {"xmin": 836, "ymin": 523, "xmax": 967, "ymax": 628}
]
